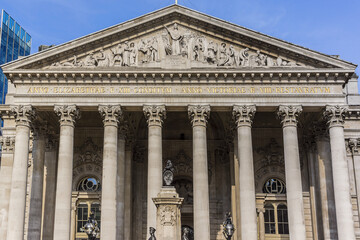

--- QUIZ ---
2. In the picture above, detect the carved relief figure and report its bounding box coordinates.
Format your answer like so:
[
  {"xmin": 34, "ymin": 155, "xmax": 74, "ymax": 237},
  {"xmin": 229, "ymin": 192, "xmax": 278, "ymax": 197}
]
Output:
[
  {"xmin": 129, "ymin": 42, "xmax": 137, "ymax": 65},
  {"xmin": 84, "ymin": 52, "xmax": 97, "ymax": 67},
  {"xmin": 160, "ymin": 206, "xmax": 176, "ymax": 226},
  {"xmin": 218, "ymin": 42, "xmax": 229, "ymax": 66},
  {"xmin": 97, "ymin": 48, "xmax": 112, "ymax": 67},
  {"xmin": 180, "ymin": 39, "xmax": 188, "ymax": 58},
  {"xmin": 206, "ymin": 41, "xmax": 218, "ymax": 64},
  {"xmin": 149, "ymin": 37, "xmax": 159, "ymax": 62},
  {"xmin": 193, "ymin": 38, "xmax": 205, "ymax": 62},
  {"xmin": 138, "ymin": 39, "xmax": 149, "ymax": 63},
  {"xmin": 256, "ymin": 50, "xmax": 267, "ymax": 66},
  {"xmin": 122, "ymin": 41, "xmax": 131, "ymax": 66},
  {"xmin": 239, "ymin": 48, "xmax": 249, "ymax": 66},
  {"xmin": 111, "ymin": 43, "xmax": 123, "ymax": 66},
  {"xmin": 165, "ymin": 23, "xmax": 183, "ymax": 55},
  {"xmin": 227, "ymin": 45, "xmax": 237, "ymax": 66}
]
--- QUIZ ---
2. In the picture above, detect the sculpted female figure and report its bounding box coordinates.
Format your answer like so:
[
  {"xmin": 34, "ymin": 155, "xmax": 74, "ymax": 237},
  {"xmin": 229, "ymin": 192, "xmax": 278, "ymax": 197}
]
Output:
[{"xmin": 165, "ymin": 23, "xmax": 183, "ymax": 55}]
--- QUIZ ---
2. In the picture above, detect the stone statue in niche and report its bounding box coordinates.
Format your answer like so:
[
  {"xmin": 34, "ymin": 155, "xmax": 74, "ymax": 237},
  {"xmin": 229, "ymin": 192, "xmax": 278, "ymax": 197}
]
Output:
[
  {"xmin": 206, "ymin": 41, "xmax": 218, "ymax": 64},
  {"xmin": 164, "ymin": 23, "xmax": 184, "ymax": 55}
]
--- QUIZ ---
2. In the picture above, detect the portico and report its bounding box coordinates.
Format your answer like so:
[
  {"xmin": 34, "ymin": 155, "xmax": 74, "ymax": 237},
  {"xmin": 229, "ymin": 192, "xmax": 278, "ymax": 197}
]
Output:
[{"xmin": 0, "ymin": 4, "xmax": 359, "ymax": 240}]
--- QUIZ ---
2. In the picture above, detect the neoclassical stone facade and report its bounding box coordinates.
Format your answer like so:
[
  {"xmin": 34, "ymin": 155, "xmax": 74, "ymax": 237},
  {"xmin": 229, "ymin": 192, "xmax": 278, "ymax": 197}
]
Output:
[{"xmin": 0, "ymin": 4, "xmax": 360, "ymax": 240}]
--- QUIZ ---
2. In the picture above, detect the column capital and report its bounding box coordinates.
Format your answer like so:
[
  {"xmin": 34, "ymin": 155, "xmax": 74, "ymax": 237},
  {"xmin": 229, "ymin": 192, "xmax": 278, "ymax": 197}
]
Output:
[
  {"xmin": 54, "ymin": 105, "xmax": 80, "ymax": 127},
  {"xmin": 277, "ymin": 105, "xmax": 302, "ymax": 127},
  {"xmin": 188, "ymin": 105, "xmax": 210, "ymax": 127},
  {"xmin": 99, "ymin": 105, "xmax": 122, "ymax": 127},
  {"xmin": 233, "ymin": 105, "xmax": 256, "ymax": 128},
  {"xmin": 0, "ymin": 136, "xmax": 15, "ymax": 153},
  {"xmin": 323, "ymin": 105, "xmax": 348, "ymax": 128},
  {"xmin": 11, "ymin": 105, "xmax": 36, "ymax": 128},
  {"xmin": 143, "ymin": 105, "xmax": 166, "ymax": 127},
  {"xmin": 257, "ymin": 208, "xmax": 265, "ymax": 214}
]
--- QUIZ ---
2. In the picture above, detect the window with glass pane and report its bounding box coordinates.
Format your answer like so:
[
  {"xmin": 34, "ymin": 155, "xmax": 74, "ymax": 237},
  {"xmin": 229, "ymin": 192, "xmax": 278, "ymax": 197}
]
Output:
[
  {"xmin": 76, "ymin": 203, "xmax": 88, "ymax": 232},
  {"xmin": 9, "ymin": 17, "xmax": 14, "ymax": 32},
  {"xmin": 263, "ymin": 178, "xmax": 286, "ymax": 194},
  {"xmin": 15, "ymin": 23, "xmax": 20, "ymax": 37},
  {"xmin": 264, "ymin": 204, "xmax": 276, "ymax": 234},
  {"xmin": 91, "ymin": 203, "xmax": 101, "ymax": 229},
  {"xmin": 2, "ymin": 11, "xmax": 9, "ymax": 25},
  {"xmin": 277, "ymin": 204, "xmax": 289, "ymax": 234}
]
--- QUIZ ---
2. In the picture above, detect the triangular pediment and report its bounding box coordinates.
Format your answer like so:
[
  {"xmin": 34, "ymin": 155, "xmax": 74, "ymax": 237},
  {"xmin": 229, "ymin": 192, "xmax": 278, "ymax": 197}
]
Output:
[{"xmin": 1, "ymin": 5, "xmax": 357, "ymax": 72}]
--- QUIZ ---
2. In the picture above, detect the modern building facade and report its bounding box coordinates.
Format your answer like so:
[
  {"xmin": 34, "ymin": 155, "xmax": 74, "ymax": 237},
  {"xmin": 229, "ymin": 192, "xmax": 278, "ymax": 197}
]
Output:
[
  {"xmin": 0, "ymin": 9, "xmax": 31, "ymax": 104},
  {"xmin": 0, "ymin": 5, "xmax": 359, "ymax": 240}
]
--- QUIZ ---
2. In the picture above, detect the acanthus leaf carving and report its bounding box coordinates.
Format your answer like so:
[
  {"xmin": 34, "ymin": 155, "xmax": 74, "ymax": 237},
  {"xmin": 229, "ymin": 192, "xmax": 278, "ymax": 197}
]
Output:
[
  {"xmin": 277, "ymin": 105, "xmax": 302, "ymax": 127},
  {"xmin": 323, "ymin": 105, "xmax": 348, "ymax": 128},
  {"xmin": 54, "ymin": 105, "xmax": 80, "ymax": 127},
  {"xmin": 11, "ymin": 105, "xmax": 36, "ymax": 128},
  {"xmin": 143, "ymin": 105, "xmax": 166, "ymax": 127},
  {"xmin": 188, "ymin": 105, "xmax": 210, "ymax": 127}
]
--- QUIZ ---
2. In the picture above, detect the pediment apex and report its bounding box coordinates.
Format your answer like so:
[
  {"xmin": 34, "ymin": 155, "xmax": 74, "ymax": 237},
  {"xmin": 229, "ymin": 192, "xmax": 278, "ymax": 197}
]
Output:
[{"xmin": 1, "ymin": 5, "xmax": 357, "ymax": 71}]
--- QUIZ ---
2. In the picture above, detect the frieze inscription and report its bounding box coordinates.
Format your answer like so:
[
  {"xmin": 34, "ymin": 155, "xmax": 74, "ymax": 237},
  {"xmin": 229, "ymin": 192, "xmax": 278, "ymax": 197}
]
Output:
[{"xmin": 24, "ymin": 85, "xmax": 336, "ymax": 96}]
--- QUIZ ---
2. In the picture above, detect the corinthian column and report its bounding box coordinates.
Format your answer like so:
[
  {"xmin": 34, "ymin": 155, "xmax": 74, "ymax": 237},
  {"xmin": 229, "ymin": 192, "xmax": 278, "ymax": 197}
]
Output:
[
  {"xmin": 27, "ymin": 122, "xmax": 47, "ymax": 240},
  {"xmin": 233, "ymin": 105, "xmax": 257, "ymax": 240},
  {"xmin": 188, "ymin": 105, "xmax": 211, "ymax": 240},
  {"xmin": 53, "ymin": 105, "xmax": 80, "ymax": 240},
  {"xmin": 143, "ymin": 105, "xmax": 166, "ymax": 238},
  {"xmin": 7, "ymin": 105, "xmax": 35, "ymax": 240},
  {"xmin": 98, "ymin": 105, "xmax": 122, "ymax": 240},
  {"xmin": 324, "ymin": 105, "xmax": 356, "ymax": 240},
  {"xmin": 117, "ymin": 123, "xmax": 127, "ymax": 240},
  {"xmin": 277, "ymin": 105, "xmax": 306, "ymax": 240},
  {"xmin": 313, "ymin": 122, "xmax": 337, "ymax": 239}
]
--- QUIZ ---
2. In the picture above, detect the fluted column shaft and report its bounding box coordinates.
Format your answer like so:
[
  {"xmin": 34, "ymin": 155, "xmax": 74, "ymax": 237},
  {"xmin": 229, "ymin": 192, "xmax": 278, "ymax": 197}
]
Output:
[
  {"xmin": 28, "ymin": 123, "xmax": 47, "ymax": 240},
  {"xmin": 0, "ymin": 134, "xmax": 15, "ymax": 240},
  {"xmin": 233, "ymin": 105, "xmax": 257, "ymax": 240},
  {"xmin": 144, "ymin": 105, "xmax": 166, "ymax": 238},
  {"xmin": 7, "ymin": 105, "xmax": 35, "ymax": 240},
  {"xmin": 117, "ymin": 127, "xmax": 126, "ymax": 240},
  {"xmin": 42, "ymin": 137, "xmax": 58, "ymax": 240},
  {"xmin": 188, "ymin": 105, "xmax": 211, "ymax": 240},
  {"xmin": 99, "ymin": 105, "xmax": 122, "ymax": 240},
  {"xmin": 324, "ymin": 105, "xmax": 356, "ymax": 240},
  {"xmin": 53, "ymin": 105, "xmax": 80, "ymax": 240},
  {"xmin": 277, "ymin": 105, "xmax": 306, "ymax": 240},
  {"xmin": 314, "ymin": 123, "xmax": 337, "ymax": 240}
]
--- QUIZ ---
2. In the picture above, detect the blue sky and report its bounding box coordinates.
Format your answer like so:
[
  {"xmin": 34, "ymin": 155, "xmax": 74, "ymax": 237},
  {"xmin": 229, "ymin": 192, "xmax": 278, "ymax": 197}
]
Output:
[{"xmin": 2, "ymin": 0, "xmax": 360, "ymax": 75}]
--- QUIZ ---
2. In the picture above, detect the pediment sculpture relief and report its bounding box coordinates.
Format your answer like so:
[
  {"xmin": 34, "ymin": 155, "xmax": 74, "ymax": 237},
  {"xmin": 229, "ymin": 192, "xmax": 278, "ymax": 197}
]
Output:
[{"xmin": 49, "ymin": 23, "xmax": 304, "ymax": 69}]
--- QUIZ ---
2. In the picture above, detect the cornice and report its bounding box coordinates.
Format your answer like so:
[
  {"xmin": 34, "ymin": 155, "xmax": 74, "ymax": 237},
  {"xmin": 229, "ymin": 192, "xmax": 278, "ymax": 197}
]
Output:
[{"xmin": 6, "ymin": 69, "xmax": 351, "ymax": 85}]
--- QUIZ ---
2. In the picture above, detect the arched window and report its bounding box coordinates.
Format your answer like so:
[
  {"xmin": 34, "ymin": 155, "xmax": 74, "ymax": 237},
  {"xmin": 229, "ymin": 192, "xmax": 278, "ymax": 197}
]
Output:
[
  {"xmin": 263, "ymin": 178, "xmax": 286, "ymax": 194},
  {"xmin": 77, "ymin": 177, "xmax": 101, "ymax": 192},
  {"xmin": 264, "ymin": 203, "xmax": 289, "ymax": 235},
  {"xmin": 264, "ymin": 204, "xmax": 275, "ymax": 234}
]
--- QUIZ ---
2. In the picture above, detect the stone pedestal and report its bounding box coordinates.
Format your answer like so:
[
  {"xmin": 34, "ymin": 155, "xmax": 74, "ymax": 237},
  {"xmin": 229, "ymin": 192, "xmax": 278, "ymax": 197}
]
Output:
[{"xmin": 152, "ymin": 187, "xmax": 184, "ymax": 240}]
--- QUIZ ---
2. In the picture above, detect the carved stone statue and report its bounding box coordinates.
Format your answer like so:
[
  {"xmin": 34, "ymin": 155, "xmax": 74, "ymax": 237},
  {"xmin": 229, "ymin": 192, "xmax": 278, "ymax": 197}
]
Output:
[
  {"xmin": 149, "ymin": 37, "xmax": 159, "ymax": 62},
  {"xmin": 181, "ymin": 226, "xmax": 194, "ymax": 240},
  {"xmin": 111, "ymin": 43, "xmax": 123, "ymax": 66},
  {"xmin": 206, "ymin": 41, "xmax": 217, "ymax": 64},
  {"xmin": 122, "ymin": 41, "xmax": 131, "ymax": 66},
  {"xmin": 163, "ymin": 160, "xmax": 174, "ymax": 186},
  {"xmin": 84, "ymin": 52, "xmax": 97, "ymax": 67},
  {"xmin": 255, "ymin": 50, "xmax": 267, "ymax": 67},
  {"xmin": 227, "ymin": 45, "xmax": 236, "ymax": 66},
  {"xmin": 148, "ymin": 227, "xmax": 156, "ymax": 240},
  {"xmin": 138, "ymin": 39, "xmax": 149, "ymax": 63},
  {"xmin": 239, "ymin": 48, "xmax": 249, "ymax": 66},
  {"xmin": 129, "ymin": 42, "xmax": 137, "ymax": 65},
  {"xmin": 218, "ymin": 42, "xmax": 229, "ymax": 66},
  {"xmin": 165, "ymin": 23, "xmax": 183, "ymax": 55},
  {"xmin": 193, "ymin": 38, "xmax": 205, "ymax": 62},
  {"xmin": 97, "ymin": 48, "xmax": 112, "ymax": 67}
]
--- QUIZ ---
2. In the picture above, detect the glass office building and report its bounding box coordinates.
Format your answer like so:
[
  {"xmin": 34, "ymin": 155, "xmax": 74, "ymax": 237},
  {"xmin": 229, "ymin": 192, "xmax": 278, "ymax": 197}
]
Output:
[{"xmin": 0, "ymin": 9, "xmax": 32, "ymax": 104}]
